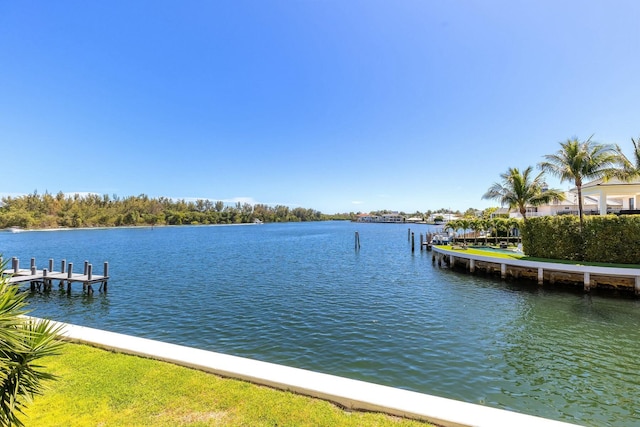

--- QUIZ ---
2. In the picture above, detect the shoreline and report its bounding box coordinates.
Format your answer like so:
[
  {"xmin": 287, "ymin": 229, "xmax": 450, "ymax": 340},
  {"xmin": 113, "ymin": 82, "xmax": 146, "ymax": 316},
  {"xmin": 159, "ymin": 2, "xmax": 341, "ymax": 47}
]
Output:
[{"xmin": 3, "ymin": 222, "xmax": 265, "ymax": 233}]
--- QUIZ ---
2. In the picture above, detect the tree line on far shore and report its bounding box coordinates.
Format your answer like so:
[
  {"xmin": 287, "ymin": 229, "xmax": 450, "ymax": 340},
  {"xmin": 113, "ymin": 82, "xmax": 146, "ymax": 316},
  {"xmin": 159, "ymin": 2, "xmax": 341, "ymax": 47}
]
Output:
[
  {"xmin": 0, "ymin": 191, "xmax": 489, "ymax": 230},
  {"xmin": 0, "ymin": 192, "xmax": 339, "ymax": 228}
]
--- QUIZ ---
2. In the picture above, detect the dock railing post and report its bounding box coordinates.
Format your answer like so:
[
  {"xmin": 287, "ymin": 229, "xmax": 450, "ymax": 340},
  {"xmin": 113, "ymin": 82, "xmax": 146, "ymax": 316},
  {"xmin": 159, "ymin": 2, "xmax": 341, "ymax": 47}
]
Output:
[
  {"xmin": 83, "ymin": 261, "xmax": 89, "ymax": 275},
  {"xmin": 12, "ymin": 258, "xmax": 18, "ymax": 274},
  {"xmin": 48, "ymin": 258, "xmax": 54, "ymax": 273},
  {"xmin": 30, "ymin": 257, "xmax": 35, "ymax": 271}
]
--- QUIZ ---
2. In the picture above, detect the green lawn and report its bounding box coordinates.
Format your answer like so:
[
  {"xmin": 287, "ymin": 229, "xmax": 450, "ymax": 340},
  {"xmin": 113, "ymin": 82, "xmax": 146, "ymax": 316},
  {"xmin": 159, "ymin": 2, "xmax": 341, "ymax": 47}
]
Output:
[
  {"xmin": 23, "ymin": 343, "xmax": 433, "ymax": 427},
  {"xmin": 439, "ymin": 245, "xmax": 640, "ymax": 268}
]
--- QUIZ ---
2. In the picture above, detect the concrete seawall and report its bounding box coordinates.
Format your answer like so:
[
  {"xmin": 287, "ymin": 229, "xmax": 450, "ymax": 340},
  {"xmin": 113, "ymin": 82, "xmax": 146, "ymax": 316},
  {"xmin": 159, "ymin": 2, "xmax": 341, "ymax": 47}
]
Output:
[
  {"xmin": 51, "ymin": 320, "xmax": 582, "ymax": 427},
  {"xmin": 433, "ymin": 246, "xmax": 640, "ymax": 294}
]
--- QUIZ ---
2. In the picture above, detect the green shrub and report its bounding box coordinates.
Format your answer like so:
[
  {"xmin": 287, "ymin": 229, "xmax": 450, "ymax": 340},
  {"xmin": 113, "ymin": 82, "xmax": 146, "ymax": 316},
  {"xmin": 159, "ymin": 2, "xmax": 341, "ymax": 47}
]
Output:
[{"xmin": 522, "ymin": 215, "xmax": 640, "ymax": 264}]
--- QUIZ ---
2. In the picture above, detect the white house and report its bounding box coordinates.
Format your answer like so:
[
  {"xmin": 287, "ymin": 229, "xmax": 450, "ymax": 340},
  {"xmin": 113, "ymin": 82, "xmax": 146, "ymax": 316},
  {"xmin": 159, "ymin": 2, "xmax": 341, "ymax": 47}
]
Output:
[
  {"xmin": 502, "ymin": 177, "xmax": 640, "ymax": 219},
  {"xmin": 579, "ymin": 177, "xmax": 640, "ymax": 214}
]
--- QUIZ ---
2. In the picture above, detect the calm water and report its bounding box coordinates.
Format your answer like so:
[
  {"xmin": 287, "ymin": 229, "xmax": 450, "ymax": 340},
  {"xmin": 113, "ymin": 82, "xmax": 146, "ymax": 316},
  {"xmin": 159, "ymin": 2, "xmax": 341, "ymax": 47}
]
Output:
[{"xmin": 2, "ymin": 222, "xmax": 640, "ymax": 426}]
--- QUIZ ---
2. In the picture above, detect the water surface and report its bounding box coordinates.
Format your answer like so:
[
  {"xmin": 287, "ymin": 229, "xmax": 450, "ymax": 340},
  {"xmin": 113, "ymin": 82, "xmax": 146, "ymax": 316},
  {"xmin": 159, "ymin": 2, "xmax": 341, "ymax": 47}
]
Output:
[{"xmin": 2, "ymin": 222, "xmax": 639, "ymax": 426}]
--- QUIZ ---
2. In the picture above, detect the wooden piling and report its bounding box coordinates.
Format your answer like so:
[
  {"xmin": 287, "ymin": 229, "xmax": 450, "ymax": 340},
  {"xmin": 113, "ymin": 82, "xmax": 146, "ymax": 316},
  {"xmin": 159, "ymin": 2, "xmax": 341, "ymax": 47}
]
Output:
[
  {"xmin": 420, "ymin": 233, "xmax": 424, "ymax": 251},
  {"xmin": 103, "ymin": 262, "xmax": 109, "ymax": 292},
  {"xmin": 354, "ymin": 231, "xmax": 361, "ymax": 250},
  {"xmin": 411, "ymin": 232, "xmax": 415, "ymax": 252},
  {"xmin": 584, "ymin": 272, "xmax": 591, "ymax": 292},
  {"xmin": 67, "ymin": 263, "xmax": 73, "ymax": 293},
  {"xmin": 87, "ymin": 264, "xmax": 94, "ymax": 294},
  {"xmin": 43, "ymin": 268, "xmax": 49, "ymax": 291}
]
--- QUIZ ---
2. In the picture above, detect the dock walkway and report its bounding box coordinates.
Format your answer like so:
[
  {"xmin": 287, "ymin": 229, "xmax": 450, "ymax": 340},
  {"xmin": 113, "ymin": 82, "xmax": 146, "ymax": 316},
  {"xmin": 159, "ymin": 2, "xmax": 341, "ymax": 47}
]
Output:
[{"xmin": 2, "ymin": 257, "xmax": 109, "ymax": 293}]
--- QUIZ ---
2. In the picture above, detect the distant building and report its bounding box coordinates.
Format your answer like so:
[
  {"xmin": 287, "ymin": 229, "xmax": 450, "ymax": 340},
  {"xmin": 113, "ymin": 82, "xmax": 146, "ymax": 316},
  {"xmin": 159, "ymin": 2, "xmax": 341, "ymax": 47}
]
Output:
[
  {"xmin": 380, "ymin": 213, "xmax": 404, "ymax": 223},
  {"xmin": 356, "ymin": 212, "xmax": 405, "ymax": 223},
  {"xmin": 427, "ymin": 213, "xmax": 460, "ymax": 223},
  {"xmin": 405, "ymin": 216, "xmax": 424, "ymax": 223}
]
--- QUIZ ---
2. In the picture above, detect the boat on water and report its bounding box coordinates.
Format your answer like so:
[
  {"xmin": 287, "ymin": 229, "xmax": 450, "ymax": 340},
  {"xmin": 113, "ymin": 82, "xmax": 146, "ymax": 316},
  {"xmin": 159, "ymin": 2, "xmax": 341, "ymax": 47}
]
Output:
[
  {"xmin": 4, "ymin": 226, "xmax": 24, "ymax": 233},
  {"xmin": 431, "ymin": 233, "xmax": 450, "ymax": 245}
]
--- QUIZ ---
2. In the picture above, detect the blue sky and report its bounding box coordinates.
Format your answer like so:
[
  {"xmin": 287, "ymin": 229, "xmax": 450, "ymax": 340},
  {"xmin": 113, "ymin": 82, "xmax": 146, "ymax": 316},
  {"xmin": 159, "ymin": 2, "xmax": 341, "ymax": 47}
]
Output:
[{"xmin": 2, "ymin": 1, "xmax": 640, "ymax": 214}]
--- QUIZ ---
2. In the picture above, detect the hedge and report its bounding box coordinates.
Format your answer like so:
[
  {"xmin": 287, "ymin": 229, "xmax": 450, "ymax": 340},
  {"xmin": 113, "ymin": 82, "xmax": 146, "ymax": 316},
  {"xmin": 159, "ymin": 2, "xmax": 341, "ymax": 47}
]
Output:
[{"xmin": 521, "ymin": 215, "xmax": 640, "ymax": 264}]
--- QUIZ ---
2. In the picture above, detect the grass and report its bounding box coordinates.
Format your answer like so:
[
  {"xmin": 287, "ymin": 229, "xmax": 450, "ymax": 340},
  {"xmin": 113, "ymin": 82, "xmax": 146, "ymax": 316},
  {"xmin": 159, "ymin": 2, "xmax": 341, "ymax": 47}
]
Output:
[
  {"xmin": 439, "ymin": 245, "xmax": 640, "ymax": 268},
  {"xmin": 23, "ymin": 342, "xmax": 433, "ymax": 427}
]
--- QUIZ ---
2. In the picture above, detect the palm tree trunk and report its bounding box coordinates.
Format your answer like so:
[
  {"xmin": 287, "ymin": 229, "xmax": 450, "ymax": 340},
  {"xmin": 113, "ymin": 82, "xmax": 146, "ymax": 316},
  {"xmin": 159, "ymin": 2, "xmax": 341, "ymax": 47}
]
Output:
[{"xmin": 577, "ymin": 185, "xmax": 584, "ymax": 230}]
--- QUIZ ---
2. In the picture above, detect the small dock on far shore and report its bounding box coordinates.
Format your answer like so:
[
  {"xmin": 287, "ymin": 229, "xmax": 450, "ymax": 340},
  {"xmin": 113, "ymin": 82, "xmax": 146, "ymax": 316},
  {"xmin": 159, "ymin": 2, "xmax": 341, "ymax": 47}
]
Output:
[{"xmin": 2, "ymin": 257, "xmax": 109, "ymax": 294}]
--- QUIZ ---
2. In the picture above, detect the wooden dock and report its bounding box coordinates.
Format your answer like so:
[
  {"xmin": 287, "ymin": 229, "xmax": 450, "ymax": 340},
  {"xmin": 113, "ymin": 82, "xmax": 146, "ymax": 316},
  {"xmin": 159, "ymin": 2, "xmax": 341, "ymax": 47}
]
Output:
[{"xmin": 2, "ymin": 257, "xmax": 109, "ymax": 294}]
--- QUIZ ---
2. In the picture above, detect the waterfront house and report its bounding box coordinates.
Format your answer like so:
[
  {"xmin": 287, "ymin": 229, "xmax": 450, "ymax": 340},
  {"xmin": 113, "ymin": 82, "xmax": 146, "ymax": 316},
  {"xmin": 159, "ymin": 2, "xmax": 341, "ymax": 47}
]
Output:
[
  {"xmin": 380, "ymin": 213, "xmax": 405, "ymax": 223},
  {"xmin": 579, "ymin": 177, "xmax": 640, "ymax": 215},
  {"xmin": 502, "ymin": 177, "xmax": 640, "ymax": 219}
]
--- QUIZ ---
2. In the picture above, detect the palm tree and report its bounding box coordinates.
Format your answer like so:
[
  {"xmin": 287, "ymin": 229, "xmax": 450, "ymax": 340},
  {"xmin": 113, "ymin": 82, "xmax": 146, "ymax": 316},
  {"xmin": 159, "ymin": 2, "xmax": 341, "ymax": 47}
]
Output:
[
  {"xmin": 457, "ymin": 218, "xmax": 471, "ymax": 243},
  {"xmin": 482, "ymin": 166, "xmax": 565, "ymax": 220},
  {"xmin": 615, "ymin": 136, "xmax": 640, "ymax": 180},
  {"xmin": 507, "ymin": 217, "xmax": 522, "ymax": 243},
  {"xmin": 539, "ymin": 136, "xmax": 623, "ymax": 228},
  {"xmin": 444, "ymin": 220, "xmax": 459, "ymax": 243},
  {"xmin": 468, "ymin": 218, "xmax": 483, "ymax": 244},
  {"xmin": 0, "ymin": 271, "xmax": 62, "ymax": 426}
]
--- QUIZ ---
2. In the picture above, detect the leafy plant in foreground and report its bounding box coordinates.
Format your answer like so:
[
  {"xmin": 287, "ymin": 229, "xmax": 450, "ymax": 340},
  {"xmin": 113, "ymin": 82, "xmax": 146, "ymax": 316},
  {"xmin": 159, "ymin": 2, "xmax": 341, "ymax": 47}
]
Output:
[{"xmin": 0, "ymin": 269, "xmax": 62, "ymax": 427}]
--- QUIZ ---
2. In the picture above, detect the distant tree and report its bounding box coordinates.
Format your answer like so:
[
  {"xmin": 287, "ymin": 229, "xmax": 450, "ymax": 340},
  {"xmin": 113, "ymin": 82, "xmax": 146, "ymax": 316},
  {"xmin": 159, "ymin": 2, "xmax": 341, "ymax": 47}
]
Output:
[
  {"xmin": 482, "ymin": 166, "xmax": 565, "ymax": 221},
  {"xmin": 463, "ymin": 207, "xmax": 480, "ymax": 217}
]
